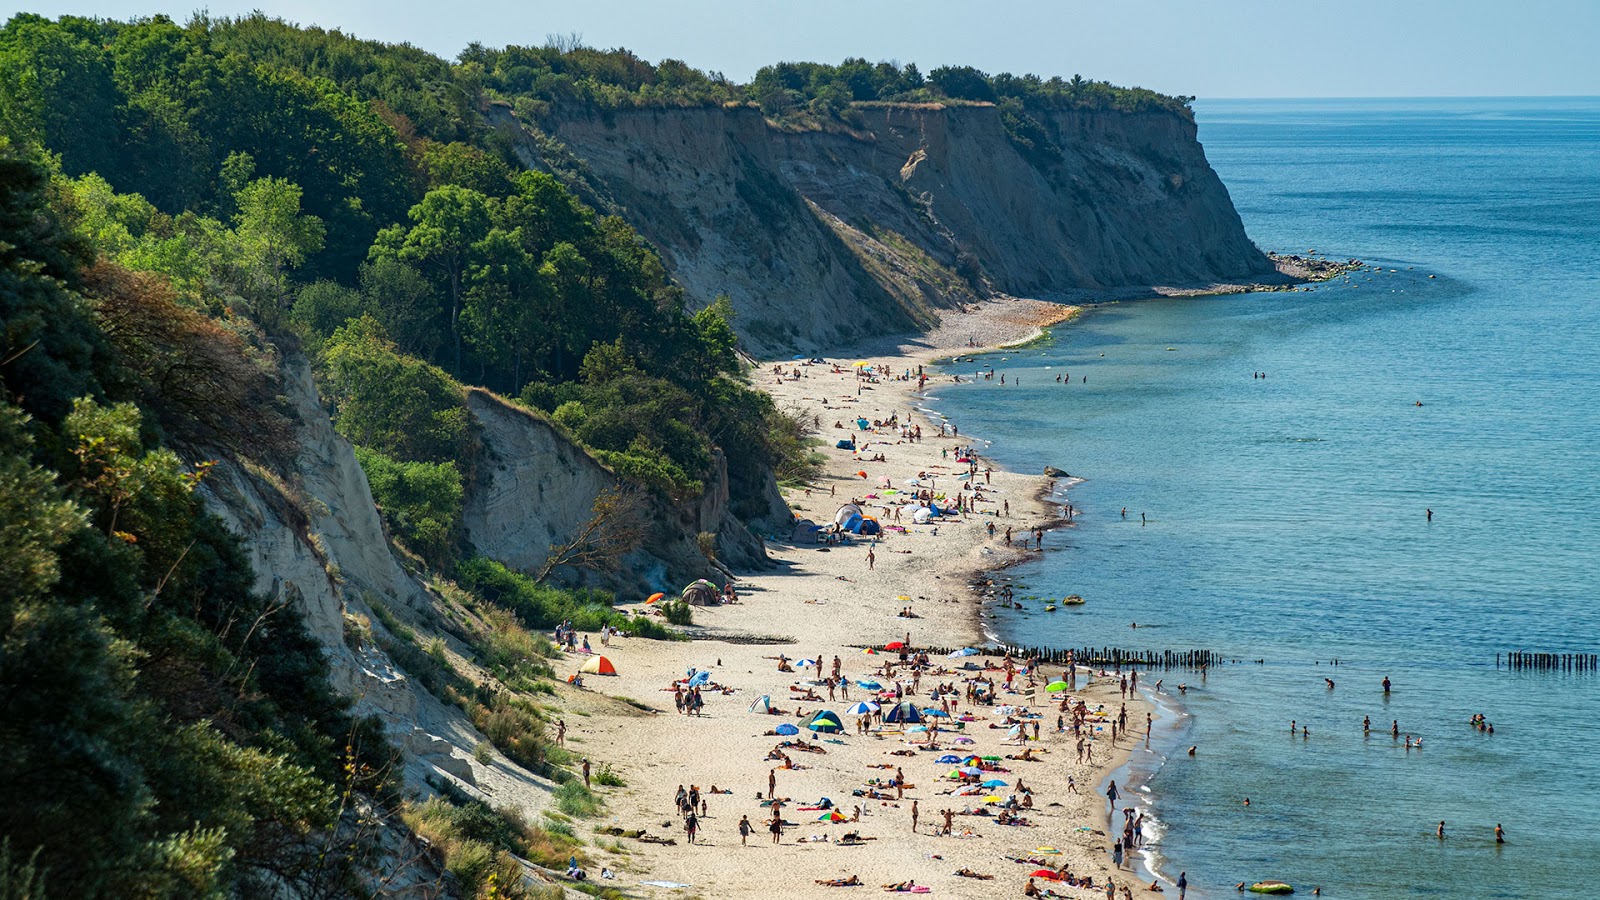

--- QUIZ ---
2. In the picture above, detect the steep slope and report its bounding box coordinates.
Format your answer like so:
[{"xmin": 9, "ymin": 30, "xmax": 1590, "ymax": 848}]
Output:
[
  {"xmin": 198, "ymin": 356, "xmax": 557, "ymax": 806},
  {"xmin": 510, "ymin": 102, "xmax": 1275, "ymax": 354},
  {"xmin": 462, "ymin": 388, "xmax": 769, "ymax": 592}
]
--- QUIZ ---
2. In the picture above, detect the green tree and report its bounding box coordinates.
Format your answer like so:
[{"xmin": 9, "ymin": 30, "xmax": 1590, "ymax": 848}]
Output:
[
  {"xmin": 321, "ymin": 316, "xmax": 470, "ymax": 464},
  {"xmin": 371, "ymin": 184, "xmax": 491, "ymax": 375},
  {"xmin": 231, "ymin": 175, "xmax": 325, "ymax": 314}
]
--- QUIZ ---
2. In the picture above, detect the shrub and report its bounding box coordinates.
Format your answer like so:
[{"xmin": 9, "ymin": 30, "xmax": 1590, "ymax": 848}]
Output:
[
  {"xmin": 353, "ymin": 446, "xmax": 462, "ymax": 565},
  {"xmin": 555, "ymin": 781, "xmax": 602, "ymax": 818}
]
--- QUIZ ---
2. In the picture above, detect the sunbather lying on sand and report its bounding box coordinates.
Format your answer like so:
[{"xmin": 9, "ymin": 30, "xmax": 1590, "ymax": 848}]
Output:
[
  {"xmin": 952, "ymin": 868, "xmax": 993, "ymax": 879},
  {"xmin": 816, "ymin": 875, "xmax": 861, "ymax": 886}
]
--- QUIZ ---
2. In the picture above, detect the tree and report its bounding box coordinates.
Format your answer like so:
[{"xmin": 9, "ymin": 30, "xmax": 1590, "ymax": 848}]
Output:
[
  {"xmin": 231, "ymin": 175, "xmax": 325, "ymax": 315},
  {"xmin": 371, "ymin": 184, "xmax": 492, "ymax": 375},
  {"xmin": 534, "ymin": 486, "xmax": 648, "ymax": 583}
]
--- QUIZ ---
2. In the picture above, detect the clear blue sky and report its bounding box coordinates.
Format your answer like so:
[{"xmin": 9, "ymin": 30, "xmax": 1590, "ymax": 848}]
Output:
[{"xmin": 11, "ymin": 0, "xmax": 1600, "ymax": 97}]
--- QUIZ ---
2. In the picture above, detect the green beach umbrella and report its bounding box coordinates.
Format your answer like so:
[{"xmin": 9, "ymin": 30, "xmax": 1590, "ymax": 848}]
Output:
[{"xmin": 1046, "ymin": 681, "xmax": 1069, "ymax": 692}]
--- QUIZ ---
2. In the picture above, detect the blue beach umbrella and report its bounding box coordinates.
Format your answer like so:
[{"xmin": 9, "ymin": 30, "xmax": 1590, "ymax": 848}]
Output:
[
  {"xmin": 936, "ymin": 754, "xmax": 962, "ymax": 764},
  {"xmin": 948, "ymin": 647, "xmax": 980, "ymax": 658},
  {"xmin": 775, "ymin": 723, "xmax": 799, "ymax": 735},
  {"xmin": 856, "ymin": 680, "xmax": 883, "ymax": 691},
  {"xmin": 981, "ymin": 779, "xmax": 1008, "ymax": 787},
  {"xmin": 921, "ymin": 708, "xmax": 950, "ymax": 718},
  {"xmin": 846, "ymin": 701, "xmax": 879, "ymax": 715},
  {"xmin": 687, "ymin": 670, "xmax": 711, "ymax": 687}
]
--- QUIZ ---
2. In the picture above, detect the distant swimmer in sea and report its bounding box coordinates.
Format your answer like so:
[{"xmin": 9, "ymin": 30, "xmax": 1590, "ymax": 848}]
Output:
[
  {"xmin": 1496, "ymin": 823, "xmax": 1506, "ymax": 844},
  {"xmin": 1187, "ymin": 746, "xmax": 1196, "ymax": 756},
  {"xmin": 1141, "ymin": 512, "xmax": 1147, "ymax": 526},
  {"xmin": 1383, "ymin": 676, "xmax": 1392, "ymax": 694},
  {"xmin": 1438, "ymin": 820, "xmax": 1447, "ymax": 839},
  {"xmin": 1326, "ymin": 678, "xmax": 1335, "ymax": 689},
  {"xmin": 1427, "ymin": 508, "xmax": 1433, "ymax": 522},
  {"xmin": 1415, "ymin": 400, "xmax": 1424, "ymax": 406},
  {"xmin": 1121, "ymin": 507, "xmax": 1127, "ymax": 519},
  {"xmin": 1243, "ymin": 797, "xmax": 1250, "ymax": 806},
  {"xmin": 1364, "ymin": 715, "xmax": 1371, "ymax": 733}
]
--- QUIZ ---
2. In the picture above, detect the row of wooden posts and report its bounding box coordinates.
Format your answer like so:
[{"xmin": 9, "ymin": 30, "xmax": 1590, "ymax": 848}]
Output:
[
  {"xmin": 897, "ymin": 643, "xmax": 1224, "ymax": 671},
  {"xmin": 1499, "ymin": 651, "xmax": 1598, "ymax": 672}
]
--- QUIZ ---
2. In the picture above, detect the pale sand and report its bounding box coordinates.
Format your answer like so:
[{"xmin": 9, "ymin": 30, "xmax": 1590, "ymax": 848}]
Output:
[{"xmin": 555, "ymin": 298, "xmax": 1156, "ymax": 899}]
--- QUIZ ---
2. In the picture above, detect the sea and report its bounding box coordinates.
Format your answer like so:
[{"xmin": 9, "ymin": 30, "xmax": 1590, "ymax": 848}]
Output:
[{"xmin": 924, "ymin": 97, "xmax": 1600, "ymax": 899}]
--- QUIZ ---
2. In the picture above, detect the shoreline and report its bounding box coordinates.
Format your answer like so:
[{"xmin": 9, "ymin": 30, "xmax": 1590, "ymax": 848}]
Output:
[{"xmin": 559, "ymin": 295, "xmax": 1159, "ymax": 899}]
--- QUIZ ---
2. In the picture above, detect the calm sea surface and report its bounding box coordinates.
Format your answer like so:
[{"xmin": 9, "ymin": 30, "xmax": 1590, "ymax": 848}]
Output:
[{"xmin": 926, "ymin": 97, "xmax": 1600, "ymax": 899}]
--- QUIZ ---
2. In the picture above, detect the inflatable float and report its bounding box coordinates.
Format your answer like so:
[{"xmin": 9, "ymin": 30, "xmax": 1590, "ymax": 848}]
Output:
[{"xmin": 1249, "ymin": 882, "xmax": 1294, "ymax": 895}]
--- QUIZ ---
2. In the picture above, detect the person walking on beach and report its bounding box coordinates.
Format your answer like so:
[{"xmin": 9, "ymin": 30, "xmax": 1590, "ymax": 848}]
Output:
[
  {"xmin": 770, "ymin": 812, "xmax": 782, "ymax": 844},
  {"xmin": 867, "ymin": 546, "xmax": 875, "ymax": 570},
  {"xmin": 582, "ymin": 758, "xmax": 591, "ymax": 788},
  {"xmin": 1106, "ymin": 780, "xmax": 1120, "ymax": 812},
  {"xmin": 739, "ymin": 814, "xmax": 752, "ymax": 846},
  {"xmin": 684, "ymin": 810, "xmax": 699, "ymax": 845},
  {"xmin": 1177, "ymin": 871, "xmax": 1188, "ymax": 899},
  {"xmin": 911, "ymin": 800, "xmax": 919, "ymax": 832}
]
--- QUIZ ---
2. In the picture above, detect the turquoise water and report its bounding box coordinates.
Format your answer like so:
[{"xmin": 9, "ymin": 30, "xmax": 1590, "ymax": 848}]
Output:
[{"xmin": 927, "ymin": 98, "xmax": 1600, "ymax": 898}]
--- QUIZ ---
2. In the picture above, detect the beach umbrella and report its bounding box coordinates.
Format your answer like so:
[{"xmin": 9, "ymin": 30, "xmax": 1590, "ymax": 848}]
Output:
[
  {"xmin": 921, "ymin": 708, "xmax": 949, "ymax": 718},
  {"xmin": 853, "ymin": 360, "xmax": 871, "ymax": 368},
  {"xmin": 579, "ymin": 655, "xmax": 617, "ymax": 675},
  {"xmin": 856, "ymin": 680, "xmax": 882, "ymax": 690},
  {"xmin": 775, "ymin": 723, "xmax": 799, "ymax": 736},
  {"xmin": 982, "ymin": 795, "xmax": 1003, "ymax": 804},
  {"xmin": 861, "ymin": 648, "xmax": 877, "ymax": 656},
  {"xmin": 959, "ymin": 766, "xmax": 984, "ymax": 775},
  {"xmin": 949, "ymin": 647, "xmax": 979, "ymax": 658},
  {"xmin": 796, "ymin": 658, "xmax": 817, "ymax": 668},
  {"xmin": 1046, "ymin": 681, "xmax": 1069, "ymax": 692},
  {"xmin": 646, "ymin": 592, "xmax": 665, "ymax": 604},
  {"xmin": 885, "ymin": 641, "xmax": 906, "ymax": 651},
  {"xmin": 1030, "ymin": 870, "xmax": 1063, "ymax": 880},
  {"xmin": 855, "ymin": 470, "xmax": 868, "ymax": 478},
  {"xmin": 846, "ymin": 701, "xmax": 879, "ymax": 715},
  {"xmin": 981, "ymin": 779, "xmax": 1008, "ymax": 787},
  {"xmin": 954, "ymin": 737, "xmax": 975, "ymax": 744},
  {"xmin": 896, "ymin": 595, "xmax": 911, "ymax": 602},
  {"xmin": 936, "ymin": 754, "xmax": 961, "ymax": 764},
  {"xmin": 818, "ymin": 810, "xmax": 847, "ymax": 822},
  {"xmin": 749, "ymin": 695, "xmax": 772, "ymax": 713},
  {"xmin": 908, "ymin": 725, "xmax": 928, "ymax": 733}
]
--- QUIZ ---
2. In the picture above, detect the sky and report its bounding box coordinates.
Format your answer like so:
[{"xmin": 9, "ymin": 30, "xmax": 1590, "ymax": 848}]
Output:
[{"xmin": 9, "ymin": 0, "xmax": 1600, "ymax": 98}]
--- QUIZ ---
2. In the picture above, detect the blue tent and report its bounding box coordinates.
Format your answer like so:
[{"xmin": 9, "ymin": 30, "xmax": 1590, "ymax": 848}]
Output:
[
  {"xmin": 842, "ymin": 515, "xmax": 881, "ymax": 536},
  {"xmin": 883, "ymin": 701, "xmax": 924, "ymax": 724},
  {"xmin": 835, "ymin": 439, "xmax": 856, "ymax": 450}
]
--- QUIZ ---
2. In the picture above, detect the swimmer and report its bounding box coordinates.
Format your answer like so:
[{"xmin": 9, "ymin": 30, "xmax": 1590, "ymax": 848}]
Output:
[
  {"xmin": 1187, "ymin": 746, "xmax": 1196, "ymax": 756},
  {"xmin": 1438, "ymin": 820, "xmax": 1446, "ymax": 839}
]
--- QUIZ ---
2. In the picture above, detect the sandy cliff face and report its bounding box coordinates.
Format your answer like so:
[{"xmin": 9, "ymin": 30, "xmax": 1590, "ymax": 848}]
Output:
[
  {"xmin": 517, "ymin": 102, "xmax": 1274, "ymax": 354},
  {"xmin": 198, "ymin": 357, "xmax": 558, "ymax": 811},
  {"xmin": 462, "ymin": 389, "xmax": 767, "ymax": 593}
]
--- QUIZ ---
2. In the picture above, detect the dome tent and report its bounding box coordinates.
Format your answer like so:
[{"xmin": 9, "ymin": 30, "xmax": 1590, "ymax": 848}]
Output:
[
  {"xmin": 681, "ymin": 579, "xmax": 719, "ymax": 605},
  {"xmin": 580, "ymin": 655, "xmax": 617, "ymax": 675}
]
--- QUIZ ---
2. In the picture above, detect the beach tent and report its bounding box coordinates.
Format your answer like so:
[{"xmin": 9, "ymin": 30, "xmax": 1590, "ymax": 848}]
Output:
[
  {"xmin": 835, "ymin": 439, "xmax": 856, "ymax": 450},
  {"xmin": 805, "ymin": 710, "xmax": 845, "ymax": 734},
  {"xmin": 686, "ymin": 670, "xmax": 711, "ymax": 688},
  {"xmin": 911, "ymin": 507, "xmax": 933, "ymax": 525},
  {"xmin": 681, "ymin": 579, "xmax": 719, "ymax": 605},
  {"xmin": 833, "ymin": 504, "xmax": 865, "ymax": 527},
  {"xmin": 580, "ymin": 655, "xmax": 617, "ymax": 676},
  {"xmin": 883, "ymin": 701, "xmax": 924, "ymax": 724},
  {"xmin": 846, "ymin": 516, "xmax": 881, "ymax": 536},
  {"xmin": 749, "ymin": 695, "xmax": 773, "ymax": 713}
]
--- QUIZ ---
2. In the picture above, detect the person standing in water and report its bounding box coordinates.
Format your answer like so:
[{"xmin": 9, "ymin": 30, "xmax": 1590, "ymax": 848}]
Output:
[
  {"xmin": 1427, "ymin": 508, "xmax": 1434, "ymax": 522},
  {"xmin": 1106, "ymin": 780, "xmax": 1120, "ymax": 812},
  {"xmin": 1496, "ymin": 823, "xmax": 1506, "ymax": 844}
]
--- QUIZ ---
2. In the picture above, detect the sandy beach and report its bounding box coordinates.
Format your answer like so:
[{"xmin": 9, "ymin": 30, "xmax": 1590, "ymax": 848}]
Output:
[{"xmin": 544, "ymin": 297, "xmax": 1161, "ymax": 899}]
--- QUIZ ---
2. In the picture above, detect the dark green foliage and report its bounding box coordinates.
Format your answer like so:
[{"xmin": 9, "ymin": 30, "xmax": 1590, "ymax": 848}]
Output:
[
  {"xmin": 454, "ymin": 556, "xmax": 678, "ymax": 639},
  {"xmin": 353, "ymin": 446, "xmax": 463, "ymax": 565},
  {"xmin": 320, "ymin": 316, "xmax": 471, "ymax": 464},
  {"xmin": 0, "ymin": 144, "xmax": 115, "ymax": 424},
  {"xmin": 0, "ymin": 142, "xmax": 390, "ymax": 900}
]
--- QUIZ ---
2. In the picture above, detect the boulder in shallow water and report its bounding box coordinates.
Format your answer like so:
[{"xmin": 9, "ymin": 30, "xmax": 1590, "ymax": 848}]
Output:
[{"xmin": 1043, "ymin": 466, "xmax": 1068, "ymax": 478}]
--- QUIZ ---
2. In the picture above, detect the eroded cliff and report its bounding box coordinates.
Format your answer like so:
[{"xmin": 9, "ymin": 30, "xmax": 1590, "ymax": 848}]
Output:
[{"xmin": 508, "ymin": 102, "xmax": 1275, "ymax": 354}]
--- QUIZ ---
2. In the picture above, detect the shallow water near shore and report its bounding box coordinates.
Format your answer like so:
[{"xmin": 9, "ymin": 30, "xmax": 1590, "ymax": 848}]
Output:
[{"xmin": 927, "ymin": 97, "xmax": 1600, "ymax": 899}]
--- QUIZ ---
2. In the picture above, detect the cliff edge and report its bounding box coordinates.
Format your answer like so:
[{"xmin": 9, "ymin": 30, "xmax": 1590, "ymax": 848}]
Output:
[{"xmin": 509, "ymin": 102, "xmax": 1275, "ymax": 354}]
